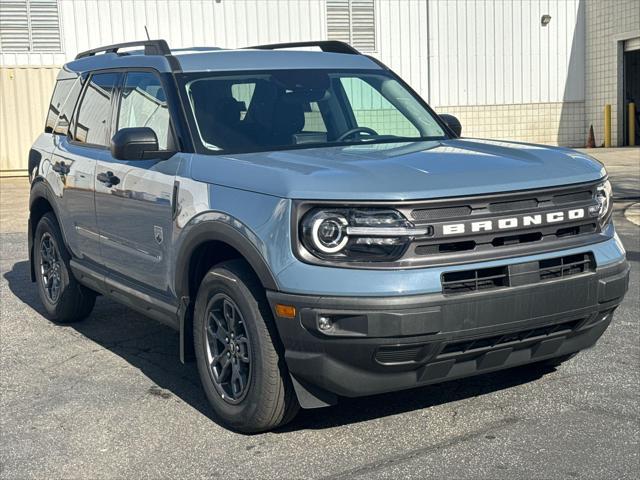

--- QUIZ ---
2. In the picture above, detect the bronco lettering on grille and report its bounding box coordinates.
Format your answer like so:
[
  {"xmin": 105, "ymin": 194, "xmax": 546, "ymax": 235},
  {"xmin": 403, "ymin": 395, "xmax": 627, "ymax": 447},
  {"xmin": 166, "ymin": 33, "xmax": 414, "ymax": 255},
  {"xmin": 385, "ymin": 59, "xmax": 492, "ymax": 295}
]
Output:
[{"xmin": 441, "ymin": 208, "xmax": 587, "ymax": 236}]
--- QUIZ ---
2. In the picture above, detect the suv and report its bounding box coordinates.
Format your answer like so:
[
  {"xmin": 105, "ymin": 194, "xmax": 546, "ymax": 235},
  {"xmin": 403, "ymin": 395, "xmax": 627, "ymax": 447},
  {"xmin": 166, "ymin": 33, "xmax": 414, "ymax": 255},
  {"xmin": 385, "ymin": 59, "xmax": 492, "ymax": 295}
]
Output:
[{"xmin": 29, "ymin": 40, "xmax": 629, "ymax": 432}]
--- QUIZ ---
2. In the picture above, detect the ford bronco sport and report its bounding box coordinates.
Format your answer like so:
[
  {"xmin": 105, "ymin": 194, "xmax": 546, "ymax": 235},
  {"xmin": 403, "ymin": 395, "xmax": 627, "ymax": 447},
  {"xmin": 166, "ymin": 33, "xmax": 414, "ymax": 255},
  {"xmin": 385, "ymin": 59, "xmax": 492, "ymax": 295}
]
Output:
[{"xmin": 28, "ymin": 40, "xmax": 630, "ymax": 432}]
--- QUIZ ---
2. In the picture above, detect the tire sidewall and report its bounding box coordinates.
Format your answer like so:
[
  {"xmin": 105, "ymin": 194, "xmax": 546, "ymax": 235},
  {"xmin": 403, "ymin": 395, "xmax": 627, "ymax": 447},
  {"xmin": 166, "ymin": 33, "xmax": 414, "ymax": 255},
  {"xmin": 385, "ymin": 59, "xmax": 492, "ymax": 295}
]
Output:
[
  {"xmin": 194, "ymin": 268, "xmax": 271, "ymax": 428},
  {"xmin": 34, "ymin": 214, "xmax": 72, "ymax": 317}
]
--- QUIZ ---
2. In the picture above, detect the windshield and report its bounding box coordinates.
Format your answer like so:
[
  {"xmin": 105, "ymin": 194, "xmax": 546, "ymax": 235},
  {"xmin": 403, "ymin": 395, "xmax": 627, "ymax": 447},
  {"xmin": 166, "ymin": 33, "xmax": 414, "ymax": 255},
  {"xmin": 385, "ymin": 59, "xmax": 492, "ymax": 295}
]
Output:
[{"xmin": 182, "ymin": 69, "xmax": 447, "ymax": 154}]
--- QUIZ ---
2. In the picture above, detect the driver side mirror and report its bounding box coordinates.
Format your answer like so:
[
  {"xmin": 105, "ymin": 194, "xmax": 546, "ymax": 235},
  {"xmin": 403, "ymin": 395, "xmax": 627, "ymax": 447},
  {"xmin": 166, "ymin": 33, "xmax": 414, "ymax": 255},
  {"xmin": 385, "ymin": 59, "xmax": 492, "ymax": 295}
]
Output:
[
  {"xmin": 111, "ymin": 127, "xmax": 174, "ymax": 160},
  {"xmin": 440, "ymin": 114, "xmax": 462, "ymax": 137}
]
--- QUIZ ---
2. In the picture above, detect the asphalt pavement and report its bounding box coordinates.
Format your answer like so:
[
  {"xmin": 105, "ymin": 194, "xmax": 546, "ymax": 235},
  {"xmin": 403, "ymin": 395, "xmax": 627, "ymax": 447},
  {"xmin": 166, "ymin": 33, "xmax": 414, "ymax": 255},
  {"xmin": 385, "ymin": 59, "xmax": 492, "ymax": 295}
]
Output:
[{"xmin": 1, "ymin": 148, "xmax": 638, "ymax": 479}]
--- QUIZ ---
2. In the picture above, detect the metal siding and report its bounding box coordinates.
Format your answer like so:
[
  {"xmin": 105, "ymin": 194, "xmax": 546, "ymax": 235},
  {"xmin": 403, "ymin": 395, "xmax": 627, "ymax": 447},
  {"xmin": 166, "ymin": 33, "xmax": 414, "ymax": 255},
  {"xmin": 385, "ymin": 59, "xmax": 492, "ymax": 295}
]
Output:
[
  {"xmin": 1, "ymin": 0, "xmax": 327, "ymax": 66},
  {"xmin": 0, "ymin": 67, "xmax": 58, "ymax": 175},
  {"xmin": 427, "ymin": 0, "xmax": 585, "ymax": 107},
  {"xmin": 0, "ymin": 0, "xmax": 585, "ymax": 100},
  {"xmin": 0, "ymin": 0, "xmax": 588, "ymax": 173}
]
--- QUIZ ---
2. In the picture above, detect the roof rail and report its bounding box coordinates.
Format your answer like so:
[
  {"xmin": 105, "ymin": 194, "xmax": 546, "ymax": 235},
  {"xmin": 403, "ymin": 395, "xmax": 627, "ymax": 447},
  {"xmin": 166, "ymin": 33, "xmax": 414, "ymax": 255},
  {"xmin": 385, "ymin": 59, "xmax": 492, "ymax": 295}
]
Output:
[
  {"xmin": 247, "ymin": 40, "xmax": 360, "ymax": 55},
  {"xmin": 75, "ymin": 39, "xmax": 171, "ymax": 59}
]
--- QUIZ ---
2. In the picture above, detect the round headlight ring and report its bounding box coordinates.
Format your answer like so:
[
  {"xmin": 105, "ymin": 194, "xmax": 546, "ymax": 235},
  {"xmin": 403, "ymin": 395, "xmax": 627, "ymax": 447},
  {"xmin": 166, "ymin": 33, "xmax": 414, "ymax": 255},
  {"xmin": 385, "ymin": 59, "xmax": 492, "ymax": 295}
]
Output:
[{"xmin": 311, "ymin": 215, "xmax": 349, "ymax": 253}]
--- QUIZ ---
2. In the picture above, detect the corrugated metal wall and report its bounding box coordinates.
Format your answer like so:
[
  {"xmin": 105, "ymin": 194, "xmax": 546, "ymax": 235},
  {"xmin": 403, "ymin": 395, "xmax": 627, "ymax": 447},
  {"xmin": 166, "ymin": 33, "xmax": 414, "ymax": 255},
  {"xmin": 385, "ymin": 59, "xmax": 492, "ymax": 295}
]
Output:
[
  {"xmin": 0, "ymin": 67, "xmax": 58, "ymax": 176},
  {"xmin": 428, "ymin": 0, "xmax": 585, "ymax": 106},
  {"xmin": 0, "ymin": 0, "xmax": 587, "ymax": 174},
  {"xmin": 1, "ymin": 0, "xmax": 328, "ymax": 66},
  {"xmin": 1, "ymin": 0, "xmax": 585, "ymax": 104}
]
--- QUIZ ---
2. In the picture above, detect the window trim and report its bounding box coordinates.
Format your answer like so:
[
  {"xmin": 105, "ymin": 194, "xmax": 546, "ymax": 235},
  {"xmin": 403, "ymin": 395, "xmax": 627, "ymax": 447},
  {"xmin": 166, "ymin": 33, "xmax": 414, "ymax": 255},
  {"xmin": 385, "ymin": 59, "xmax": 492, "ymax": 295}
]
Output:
[
  {"xmin": 114, "ymin": 69, "xmax": 178, "ymax": 153},
  {"xmin": 69, "ymin": 71, "xmax": 121, "ymax": 150},
  {"xmin": 67, "ymin": 67, "xmax": 185, "ymax": 154}
]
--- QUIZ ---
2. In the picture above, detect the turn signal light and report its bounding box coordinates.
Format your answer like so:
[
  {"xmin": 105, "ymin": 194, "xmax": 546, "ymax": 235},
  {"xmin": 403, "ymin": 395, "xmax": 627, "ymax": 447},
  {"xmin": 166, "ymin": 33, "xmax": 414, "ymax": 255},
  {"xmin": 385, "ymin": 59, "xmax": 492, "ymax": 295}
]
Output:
[{"xmin": 275, "ymin": 304, "xmax": 296, "ymax": 318}]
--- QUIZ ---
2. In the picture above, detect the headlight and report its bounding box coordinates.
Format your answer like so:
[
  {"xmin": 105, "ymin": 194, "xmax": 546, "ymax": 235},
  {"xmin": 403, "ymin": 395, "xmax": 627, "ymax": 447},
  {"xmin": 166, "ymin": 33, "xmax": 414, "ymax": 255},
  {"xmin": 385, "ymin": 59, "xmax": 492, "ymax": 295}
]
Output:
[
  {"xmin": 301, "ymin": 208, "xmax": 431, "ymax": 262},
  {"xmin": 594, "ymin": 180, "xmax": 613, "ymax": 225}
]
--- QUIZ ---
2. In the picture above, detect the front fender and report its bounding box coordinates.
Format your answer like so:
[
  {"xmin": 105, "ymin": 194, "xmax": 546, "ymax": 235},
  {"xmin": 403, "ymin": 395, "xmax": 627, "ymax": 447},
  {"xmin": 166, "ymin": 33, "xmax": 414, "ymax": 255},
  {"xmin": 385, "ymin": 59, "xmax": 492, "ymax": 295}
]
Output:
[
  {"xmin": 171, "ymin": 183, "xmax": 292, "ymax": 362},
  {"xmin": 174, "ymin": 214, "xmax": 280, "ymax": 298}
]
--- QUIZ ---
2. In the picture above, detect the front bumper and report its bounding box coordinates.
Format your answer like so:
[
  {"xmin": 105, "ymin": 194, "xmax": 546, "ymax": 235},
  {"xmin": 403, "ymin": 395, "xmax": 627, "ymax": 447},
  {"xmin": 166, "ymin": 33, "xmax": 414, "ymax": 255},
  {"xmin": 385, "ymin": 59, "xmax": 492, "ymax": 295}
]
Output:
[{"xmin": 268, "ymin": 258, "xmax": 630, "ymax": 408}]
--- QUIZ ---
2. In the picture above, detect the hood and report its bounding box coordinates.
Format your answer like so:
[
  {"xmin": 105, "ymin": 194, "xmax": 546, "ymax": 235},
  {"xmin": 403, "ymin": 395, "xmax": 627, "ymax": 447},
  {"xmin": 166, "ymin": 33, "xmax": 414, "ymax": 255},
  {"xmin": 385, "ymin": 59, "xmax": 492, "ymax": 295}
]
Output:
[{"xmin": 189, "ymin": 138, "xmax": 606, "ymax": 200}]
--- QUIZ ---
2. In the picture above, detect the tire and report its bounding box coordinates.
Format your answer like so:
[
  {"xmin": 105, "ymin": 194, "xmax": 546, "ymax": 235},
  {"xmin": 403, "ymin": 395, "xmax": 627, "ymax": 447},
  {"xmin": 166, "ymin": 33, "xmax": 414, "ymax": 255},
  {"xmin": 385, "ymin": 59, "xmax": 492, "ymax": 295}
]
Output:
[
  {"xmin": 194, "ymin": 259, "xmax": 299, "ymax": 433},
  {"xmin": 33, "ymin": 212, "xmax": 96, "ymax": 323}
]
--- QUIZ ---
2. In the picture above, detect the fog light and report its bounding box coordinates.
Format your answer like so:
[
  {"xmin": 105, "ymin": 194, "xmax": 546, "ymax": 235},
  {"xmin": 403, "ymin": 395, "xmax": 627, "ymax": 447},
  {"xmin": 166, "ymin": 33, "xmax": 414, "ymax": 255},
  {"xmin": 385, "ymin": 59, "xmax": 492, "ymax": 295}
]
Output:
[{"xmin": 318, "ymin": 316, "xmax": 333, "ymax": 331}]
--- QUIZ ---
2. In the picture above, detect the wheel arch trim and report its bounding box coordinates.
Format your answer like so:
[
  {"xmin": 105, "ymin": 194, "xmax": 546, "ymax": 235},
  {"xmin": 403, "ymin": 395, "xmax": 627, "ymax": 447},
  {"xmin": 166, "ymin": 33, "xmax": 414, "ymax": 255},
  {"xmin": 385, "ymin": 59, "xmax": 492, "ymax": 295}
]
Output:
[
  {"xmin": 28, "ymin": 180, "xmax": 66, "ymax": 283},
  {"xmin": 174, "ymin": 216, "xmax": 280, "ymax": 363}
]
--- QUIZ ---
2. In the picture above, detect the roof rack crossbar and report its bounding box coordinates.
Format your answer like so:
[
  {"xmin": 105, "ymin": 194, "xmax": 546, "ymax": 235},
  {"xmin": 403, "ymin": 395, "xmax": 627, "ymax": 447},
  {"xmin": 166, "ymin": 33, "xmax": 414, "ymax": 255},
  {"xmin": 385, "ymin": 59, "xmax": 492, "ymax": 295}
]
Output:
[
  {"xmin": 247, "ymin": 40, "xmax": 361, "ymax": 55},
  {"xmin": 75, "ymin": 39, "xmax": 171, "ymax": 59}
]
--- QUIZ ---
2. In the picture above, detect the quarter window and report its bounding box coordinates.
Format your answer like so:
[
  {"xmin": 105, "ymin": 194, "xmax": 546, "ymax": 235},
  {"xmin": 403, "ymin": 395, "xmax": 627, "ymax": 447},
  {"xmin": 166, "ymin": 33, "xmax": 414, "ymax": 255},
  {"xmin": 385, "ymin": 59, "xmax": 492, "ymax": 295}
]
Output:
[
  {"xmin": 73, "ymin": 72, "xmax": 120, "ymax": 146},
  {"xmin": 45, "ymin": 76, "xmax": 82, "ymax": 135},
  {"xmin": 117, "ymin": 72, "xmax": 171, "ymax": 150}
]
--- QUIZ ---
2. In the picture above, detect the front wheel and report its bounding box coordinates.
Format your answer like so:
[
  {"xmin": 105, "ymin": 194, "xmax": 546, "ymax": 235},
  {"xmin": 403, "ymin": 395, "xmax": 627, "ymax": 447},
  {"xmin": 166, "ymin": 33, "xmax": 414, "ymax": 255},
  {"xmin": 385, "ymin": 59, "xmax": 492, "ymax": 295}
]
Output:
[
  {"xmin": 193, "ymin": 260, "xmax": 299, "ymax": 433},
  {"xmin": 33, "ymin": 212, "xmax": 96, "ymax": 322}
]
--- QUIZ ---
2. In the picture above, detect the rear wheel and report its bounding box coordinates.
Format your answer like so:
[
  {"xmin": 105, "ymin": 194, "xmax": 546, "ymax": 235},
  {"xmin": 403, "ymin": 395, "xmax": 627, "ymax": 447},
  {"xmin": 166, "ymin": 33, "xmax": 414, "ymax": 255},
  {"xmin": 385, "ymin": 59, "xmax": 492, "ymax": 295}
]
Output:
[
  {"xmin": 194, "ymin": 259, "xmax": 299, "ymax": 433},
  {"xmin": 34, "ymin": 213, "xmax": 96, "ymax": 322}
]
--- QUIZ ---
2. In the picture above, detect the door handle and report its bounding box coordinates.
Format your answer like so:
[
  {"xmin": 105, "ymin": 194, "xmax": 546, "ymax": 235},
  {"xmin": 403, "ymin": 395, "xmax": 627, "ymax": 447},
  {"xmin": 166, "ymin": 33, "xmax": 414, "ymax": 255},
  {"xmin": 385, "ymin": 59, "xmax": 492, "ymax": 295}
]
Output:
[
  {"xmin": 97, "ymin": 171, "xmax": 120, "ymax": 187},
  {"xmin": 52, "ymin": 161, "xmax": 70, "ymax": 175}
]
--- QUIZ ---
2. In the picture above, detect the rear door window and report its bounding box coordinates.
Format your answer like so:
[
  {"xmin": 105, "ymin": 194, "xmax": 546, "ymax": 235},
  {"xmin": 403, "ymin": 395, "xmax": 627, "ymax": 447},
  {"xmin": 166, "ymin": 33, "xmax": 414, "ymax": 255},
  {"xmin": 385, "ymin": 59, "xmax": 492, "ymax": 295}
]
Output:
[
  {"xmin": 117, "ymin": 71, "xmax": 172, "ymax": 150},
  {"xmin": 73, "ymin": 72, "xmax": 121, "ymax": 146}
]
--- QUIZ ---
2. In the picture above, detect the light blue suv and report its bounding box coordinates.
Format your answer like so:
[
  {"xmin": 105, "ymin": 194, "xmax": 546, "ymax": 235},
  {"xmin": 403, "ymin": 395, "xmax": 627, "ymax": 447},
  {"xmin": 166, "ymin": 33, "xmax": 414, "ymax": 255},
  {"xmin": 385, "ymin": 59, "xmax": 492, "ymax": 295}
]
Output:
[{"xmin": 28, "ymin": 40, "xmax": 630, "ymax": 432}]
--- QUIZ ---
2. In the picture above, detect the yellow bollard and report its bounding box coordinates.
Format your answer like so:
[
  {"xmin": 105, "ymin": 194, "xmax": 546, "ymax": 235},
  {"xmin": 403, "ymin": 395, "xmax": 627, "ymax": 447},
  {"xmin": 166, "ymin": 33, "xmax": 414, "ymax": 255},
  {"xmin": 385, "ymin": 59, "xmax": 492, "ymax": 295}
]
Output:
[
  {"xmin": 630, "ymin": 103, "xmax": 636, "ymax": 147},
  {"xmin": 604, "ymin": 104, "xmax": 612, "ymax": 148}
]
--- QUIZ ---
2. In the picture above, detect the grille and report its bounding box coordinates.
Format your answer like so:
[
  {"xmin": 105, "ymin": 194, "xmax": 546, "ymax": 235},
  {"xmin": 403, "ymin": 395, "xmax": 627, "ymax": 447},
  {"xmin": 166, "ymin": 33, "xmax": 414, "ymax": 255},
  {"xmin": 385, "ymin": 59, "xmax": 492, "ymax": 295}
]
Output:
[
  {"xmin": 410, "ymin": 186, "xmax": 595, "ymax": 224},
  {"xmin": 411, "ymin": 205, "xmax": 472, "ymax": 221},
  {"xmin": 405, "ymin": 181, "xmax": 600, "ymax": 267},
  {"xmin": 414, "ymin": 222, "xmax": 598, "ymax": 258},
  {"xmin": 415, "ymin": 240, "xmax": 476, "ymax": 255},
  {"xmin": 539, "ymin": 253, "xmax": 594, "ymax": 280},
  {"xmin": 442, "ymin": 253, "xmax": 595, "ymax": 294},
  {"xmin": 441, "ymin": 266, "xmax": 509, "ymax": 294},
  {"xmin": 490, "ymin": 198, "xmax": 539, "ymax": 213},
  {"xmin": 375, "ymin": 344, "xmax": 427, "ymax": 365},
  {"xmin": 552, "ymin": 190, "xmax": 592, "ymax": 205},
  {"xmin": 438, "ymin": 319, "xmax": 582, "ymax": 357}
]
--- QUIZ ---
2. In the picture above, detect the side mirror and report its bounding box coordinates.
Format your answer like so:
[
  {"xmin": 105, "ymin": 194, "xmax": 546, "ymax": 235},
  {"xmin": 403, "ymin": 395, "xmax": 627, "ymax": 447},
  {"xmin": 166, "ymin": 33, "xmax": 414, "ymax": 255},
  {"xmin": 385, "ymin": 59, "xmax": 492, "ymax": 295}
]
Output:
[
  {"xmin": 440, "ymin": 114, "xmax": 462, "ymax": 137},
  {"xmin": 111, "ymin": 127, "xmax": 166, "ymax": 160}
]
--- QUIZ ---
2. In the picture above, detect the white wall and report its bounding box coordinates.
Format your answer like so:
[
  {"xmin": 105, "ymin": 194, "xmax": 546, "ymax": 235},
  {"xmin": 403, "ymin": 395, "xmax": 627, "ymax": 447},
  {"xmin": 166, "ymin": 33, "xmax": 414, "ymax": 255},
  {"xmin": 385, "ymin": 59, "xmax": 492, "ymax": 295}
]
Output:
[
  {"xmin": 0, "ymin": 0, "xmax": 591, "ymax": 174},
  {"xmin": 1, "ymin": 0, "xmax": 586, "ymax": 108},
  {"xmin": 427, "ymin": 0, "xmax": 585, "ymax": 106},
  {"xmin": 0, "ymin": 0, "xmax": 327, "ymax": 66}
]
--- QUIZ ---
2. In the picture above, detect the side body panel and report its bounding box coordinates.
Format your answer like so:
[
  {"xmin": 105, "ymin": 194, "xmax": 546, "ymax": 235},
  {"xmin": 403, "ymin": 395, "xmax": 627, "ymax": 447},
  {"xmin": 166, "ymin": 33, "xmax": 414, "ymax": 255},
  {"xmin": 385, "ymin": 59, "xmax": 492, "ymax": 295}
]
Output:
[
  {"xmin": 95, "ymin": 155, "xmax": 182, "ymax": 297},
  {"xmin": 50, "ymin": 136, "xmax": 100, "ymax": 264}
]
